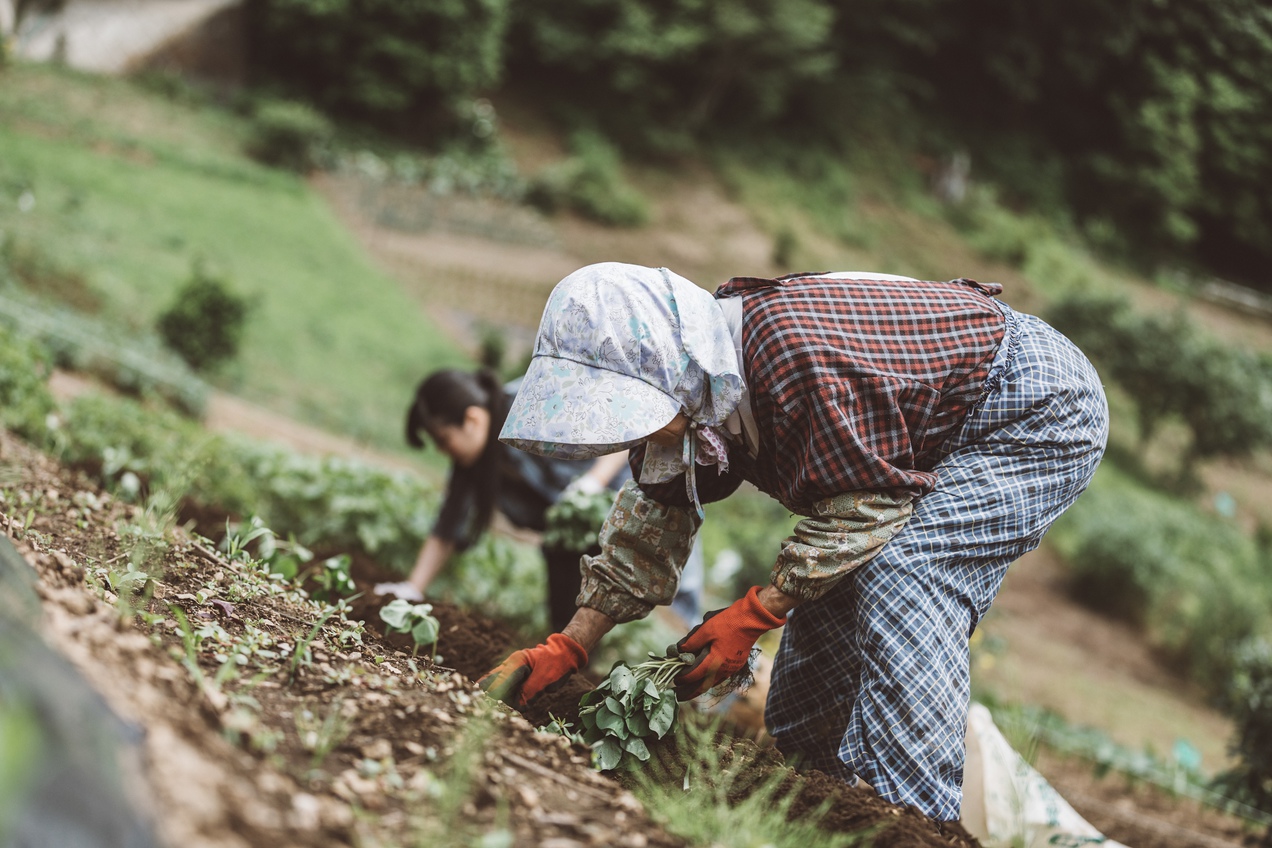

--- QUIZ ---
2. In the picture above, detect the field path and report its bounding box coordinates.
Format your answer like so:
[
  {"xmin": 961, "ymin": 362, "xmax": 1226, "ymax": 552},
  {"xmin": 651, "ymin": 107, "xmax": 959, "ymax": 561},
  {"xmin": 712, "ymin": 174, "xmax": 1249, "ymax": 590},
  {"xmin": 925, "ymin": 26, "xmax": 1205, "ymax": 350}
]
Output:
[{"xmin": 47, "ymin": 370, "xmax": 426, "ymax": 475}]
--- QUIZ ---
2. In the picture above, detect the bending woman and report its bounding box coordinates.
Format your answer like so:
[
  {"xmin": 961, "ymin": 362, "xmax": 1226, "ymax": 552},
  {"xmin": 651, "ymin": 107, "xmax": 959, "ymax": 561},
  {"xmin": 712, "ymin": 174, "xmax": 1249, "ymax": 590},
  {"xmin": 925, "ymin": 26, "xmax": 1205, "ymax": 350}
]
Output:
[
  {"xmin": 480, "ymin": 263, "xmax": 1107, "ymax": 821},
  {"xmin": 373, "ymin": 368, "xmax": 630, "ymax": 632}
]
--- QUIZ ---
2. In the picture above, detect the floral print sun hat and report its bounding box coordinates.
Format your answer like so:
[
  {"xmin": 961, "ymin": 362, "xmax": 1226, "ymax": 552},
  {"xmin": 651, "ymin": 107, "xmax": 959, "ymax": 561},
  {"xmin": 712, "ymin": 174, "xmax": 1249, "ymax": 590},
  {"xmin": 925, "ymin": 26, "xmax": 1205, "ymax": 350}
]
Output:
[{"xmin": 499, "ymin": 262, "xmax": 744, "ymax": 464}]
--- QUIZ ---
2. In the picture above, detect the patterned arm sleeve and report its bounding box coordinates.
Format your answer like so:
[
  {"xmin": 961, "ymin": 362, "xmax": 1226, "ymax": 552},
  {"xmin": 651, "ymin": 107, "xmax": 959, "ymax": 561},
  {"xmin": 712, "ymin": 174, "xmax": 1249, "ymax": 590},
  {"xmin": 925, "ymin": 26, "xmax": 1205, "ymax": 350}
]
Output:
[
  {"xmin": 772, "ymin": 490, "xmax": 915, "ymax": 602},
  {"xmin": 577, "ymin": 479, "xmax": 703, "ymax": 623}
]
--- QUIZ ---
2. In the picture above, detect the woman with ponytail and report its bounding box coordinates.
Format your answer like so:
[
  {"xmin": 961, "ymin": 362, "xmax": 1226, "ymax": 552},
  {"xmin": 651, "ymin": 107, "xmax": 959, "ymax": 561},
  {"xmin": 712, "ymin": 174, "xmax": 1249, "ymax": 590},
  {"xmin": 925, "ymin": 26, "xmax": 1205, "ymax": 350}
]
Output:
[{"xmin": 374, "ymin": 367, "xmax": 645, "ymax": 632}]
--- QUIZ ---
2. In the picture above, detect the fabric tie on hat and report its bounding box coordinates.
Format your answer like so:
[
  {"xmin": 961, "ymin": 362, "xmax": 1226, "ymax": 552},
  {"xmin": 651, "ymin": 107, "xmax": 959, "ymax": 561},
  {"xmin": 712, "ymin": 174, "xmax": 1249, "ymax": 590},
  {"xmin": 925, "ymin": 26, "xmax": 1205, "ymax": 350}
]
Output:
[{"xmin": 500, "ymin": 262, "xmax": 744, "ymax": 515}]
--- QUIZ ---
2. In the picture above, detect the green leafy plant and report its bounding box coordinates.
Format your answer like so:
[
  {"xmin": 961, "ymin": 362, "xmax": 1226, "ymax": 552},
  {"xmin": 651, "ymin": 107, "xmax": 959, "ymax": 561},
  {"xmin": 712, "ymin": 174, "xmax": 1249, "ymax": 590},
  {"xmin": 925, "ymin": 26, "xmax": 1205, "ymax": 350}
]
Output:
[
  {"xmin": 223, "ymin": 516, "xmax": 351, "ymax": 600},
  {"xmin": 245, "ymin": 98, "xmax": 333, "ymax": 172},
  {"xmin": 305, "ymin": 553, "xmax": 356, "ymax": 600},
  {"xmin": 578, "ymin": 654, "xmax": 688, "ymax": 771},
  {"xmin": 223, "ymin": 515, "xmax": 275, "ymax": 563},
  {"xmin": 542, "ymin": 487, "xmax": 612, "ymax": 552},
  {"xmin": 156, "ymin": 262, "xmax": 251, "ymax": 372},
  {"xmin": 539, "ymin": 713, "xmax": 584, "ymax": 745},
  {"xmin": 379, "ymin": 598, "xmax": 441, "ymax": 657}
]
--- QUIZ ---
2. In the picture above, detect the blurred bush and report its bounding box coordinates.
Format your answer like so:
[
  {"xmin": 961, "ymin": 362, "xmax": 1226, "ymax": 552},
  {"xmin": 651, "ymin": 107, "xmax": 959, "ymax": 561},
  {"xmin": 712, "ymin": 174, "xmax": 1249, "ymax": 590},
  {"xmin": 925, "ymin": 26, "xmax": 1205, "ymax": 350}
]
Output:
[
  {"xmin": 1051, "ymin": 481, "xmax": 1270, "ymax": 697},
  {"xmin": 245, "ymin": 99, "xmax": 333, "ymax": 172},
  {"xmin": 0, "ymin": 282, "xmax": 206, "ymax": 417},
  {"xmin": 1213, "ymin": 638, "xmax": 1272, "ymax": 816},
  {"xmin": 0, "ymin": 329, "xmax": 55, "ymax": 442},
  {"xmin": 157, "ymin": 263, "xmax": 250, "ymax": 373},
  {"xmin": 249, "ymin": 0, "xmax": 509, "ymax": 144},
  {"xmin": 1048, "ymin": 291, "xmax": 1272, "ymax": 470},
  {"xmin": 699, "ymin": 488, "xmax": 798, "ymax": 602},
  {"xmin": 526, "ymin": 130, "xmax": 648, "ymax": 226}
]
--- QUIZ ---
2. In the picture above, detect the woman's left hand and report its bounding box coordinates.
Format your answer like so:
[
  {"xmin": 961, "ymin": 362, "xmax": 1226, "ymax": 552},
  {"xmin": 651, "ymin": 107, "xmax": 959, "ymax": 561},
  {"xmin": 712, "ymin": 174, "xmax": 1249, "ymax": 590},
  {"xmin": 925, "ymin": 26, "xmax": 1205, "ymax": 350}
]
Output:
[{"xmin": 671, "ymin": 585, "xmax": 787, "ymax": 700}]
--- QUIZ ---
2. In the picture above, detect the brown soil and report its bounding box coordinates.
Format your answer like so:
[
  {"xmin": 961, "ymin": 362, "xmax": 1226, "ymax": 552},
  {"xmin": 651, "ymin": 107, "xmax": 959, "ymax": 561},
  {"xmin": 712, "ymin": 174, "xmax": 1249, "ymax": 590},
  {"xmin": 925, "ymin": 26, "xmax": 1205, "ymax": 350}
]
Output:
[{"xmin": 3, "ymin": 429, "xmax": 985, "ymax": 847}]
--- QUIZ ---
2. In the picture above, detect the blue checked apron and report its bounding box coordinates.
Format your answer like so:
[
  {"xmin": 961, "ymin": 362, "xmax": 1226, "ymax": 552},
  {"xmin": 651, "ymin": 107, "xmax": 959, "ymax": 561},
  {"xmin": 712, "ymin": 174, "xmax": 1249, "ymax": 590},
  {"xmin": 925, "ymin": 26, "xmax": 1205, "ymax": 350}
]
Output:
[{"xmin": 764, "ymin": 304, "xmax": 1109, "ymax": 821}]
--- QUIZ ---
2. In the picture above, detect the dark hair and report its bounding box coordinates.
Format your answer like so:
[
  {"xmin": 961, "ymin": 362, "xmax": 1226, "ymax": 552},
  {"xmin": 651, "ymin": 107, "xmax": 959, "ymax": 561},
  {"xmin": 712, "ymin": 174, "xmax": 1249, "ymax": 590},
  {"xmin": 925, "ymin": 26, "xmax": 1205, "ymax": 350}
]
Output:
[{"xmin": 406, "ymin": 368, "xmax": 510, "ymax": 545}]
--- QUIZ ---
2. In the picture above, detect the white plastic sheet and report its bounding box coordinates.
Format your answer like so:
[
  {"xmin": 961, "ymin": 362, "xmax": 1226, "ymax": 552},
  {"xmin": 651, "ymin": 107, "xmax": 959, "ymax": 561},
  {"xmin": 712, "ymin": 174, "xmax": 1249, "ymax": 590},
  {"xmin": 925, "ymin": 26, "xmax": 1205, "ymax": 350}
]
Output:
[{"xmin": 961, "ymin": 703, "xmax": 1130, "ymax": 848}]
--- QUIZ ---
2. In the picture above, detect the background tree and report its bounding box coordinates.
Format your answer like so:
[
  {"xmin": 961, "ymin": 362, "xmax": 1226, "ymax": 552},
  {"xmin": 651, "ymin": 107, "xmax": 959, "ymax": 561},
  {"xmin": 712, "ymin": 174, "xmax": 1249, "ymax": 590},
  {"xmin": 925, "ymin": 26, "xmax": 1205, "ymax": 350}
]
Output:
[
  {"xmin": 900, "ymin": 0, "xmax": 1272, "ymax": 283},
  {"xmin": 248, "ymin": 0, "xmax": 510, "ymax": 142},
  {"xmin": 506, "ymin": 0, "xmax": 835, "ymax": 148}
]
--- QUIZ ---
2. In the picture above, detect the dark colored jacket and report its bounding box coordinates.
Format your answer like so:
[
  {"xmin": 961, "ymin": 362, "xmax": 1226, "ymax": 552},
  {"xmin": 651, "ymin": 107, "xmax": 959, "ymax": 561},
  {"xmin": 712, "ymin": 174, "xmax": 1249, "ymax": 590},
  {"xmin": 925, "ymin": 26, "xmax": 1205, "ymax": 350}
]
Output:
[{"xmin": 433, "ymin": 389, "xmax": 628, "ymax": 549}]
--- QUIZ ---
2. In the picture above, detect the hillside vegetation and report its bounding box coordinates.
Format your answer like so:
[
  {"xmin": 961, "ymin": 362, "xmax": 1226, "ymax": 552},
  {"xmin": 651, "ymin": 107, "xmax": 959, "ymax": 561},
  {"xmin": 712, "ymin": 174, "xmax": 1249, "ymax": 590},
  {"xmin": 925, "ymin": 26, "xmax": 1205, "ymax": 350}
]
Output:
[
  {"xmin": 4, "ymin": 46, "xmax": 1272, "ymax": 843},
  {"xmin": 0, "ymin": 64, "xmax": 464, "ymax": 451}
]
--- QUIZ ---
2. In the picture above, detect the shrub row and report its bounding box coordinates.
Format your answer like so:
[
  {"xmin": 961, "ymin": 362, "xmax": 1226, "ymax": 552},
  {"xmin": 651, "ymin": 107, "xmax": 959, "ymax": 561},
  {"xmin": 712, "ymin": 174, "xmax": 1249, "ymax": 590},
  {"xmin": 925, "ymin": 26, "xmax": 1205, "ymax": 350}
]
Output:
[
  {"xmin": 242, "ymin": 0, "xmax": 1272, "ymax": 284},
  {"xmin": 1049, "ymin": 478, "xmax": 1272, "ymax": 697},
  {"xmin": 0, "ymin": 285, "xmax": 207, "ymax": 417},
  {"xmin": 1049, "ymin": 474, "xmax": 1272, "ymax": 812},
  {"xmin": 1047, "ymin": 291, "xmax": 1272, "ymax": 469}
]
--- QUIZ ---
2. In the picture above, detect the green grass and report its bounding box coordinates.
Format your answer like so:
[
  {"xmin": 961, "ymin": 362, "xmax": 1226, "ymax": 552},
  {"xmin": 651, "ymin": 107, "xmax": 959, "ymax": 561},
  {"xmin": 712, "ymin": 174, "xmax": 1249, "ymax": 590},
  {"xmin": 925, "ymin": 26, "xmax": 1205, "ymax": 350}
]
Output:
[{"xmin": 0, "ymin": 63, "xmax": 465, "ymax": 449}]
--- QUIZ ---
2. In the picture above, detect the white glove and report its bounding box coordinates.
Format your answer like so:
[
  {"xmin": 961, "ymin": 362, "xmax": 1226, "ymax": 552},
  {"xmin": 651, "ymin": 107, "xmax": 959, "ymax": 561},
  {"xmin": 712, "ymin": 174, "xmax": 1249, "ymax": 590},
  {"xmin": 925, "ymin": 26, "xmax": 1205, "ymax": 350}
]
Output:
[
  {"xmin": 564, "ymin": 474, "xmax": 605, "ymax": 498},
  {"xmin": 373, "ymin": 581, "xmax": 424, "ymax": 602}
]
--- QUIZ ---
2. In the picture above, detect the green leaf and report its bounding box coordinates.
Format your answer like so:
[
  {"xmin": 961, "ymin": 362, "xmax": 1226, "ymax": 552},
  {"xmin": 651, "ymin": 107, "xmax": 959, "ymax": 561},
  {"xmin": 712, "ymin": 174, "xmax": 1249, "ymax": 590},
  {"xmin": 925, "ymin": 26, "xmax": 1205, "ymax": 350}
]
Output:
[
  {"xmin": 649, "ymin": 694, "xmax": 677, "ymax": 738},
  {"xmin": 621, "ymin": 736, "xmax": 650, "ymax": 761},
  {"xmin": 642, "ymin": 679, "xmax": 661, "ymax": 699},
  {"xmin": 269, "ymin": 555, "xmax": 299, "ymax": 580},
  {"xmin": 596, "ymin": 707, "xmax": 628, "ymax": 738},
  {"xmin": 604, "ymin": 696, "xmax": 624, "ymax": 714},
  {"xmin": 626, "ymin": 711, "xmax": 650, "ymax": 737},
  {"xmin": 595, "ymin": 738, "xmax": 623, "ymax": 771},
  {"xmin": 378, "ymin": 598, "xmax": 412, "ymax": 629},
  {"xmin": 610, "ymin": 665, "xmax": 636, "ymax": 694},
  {"xmin": 411, "ymin": 616, "xmax": 439, "ymax": 645}
]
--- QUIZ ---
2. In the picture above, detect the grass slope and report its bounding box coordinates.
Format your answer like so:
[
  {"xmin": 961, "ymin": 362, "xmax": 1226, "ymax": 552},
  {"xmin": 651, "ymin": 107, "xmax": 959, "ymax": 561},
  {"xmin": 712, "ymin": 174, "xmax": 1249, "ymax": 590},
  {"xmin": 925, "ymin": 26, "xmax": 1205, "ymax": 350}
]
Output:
[{"xmin": 0, "ymin": 63, "xmax": 464, "ymax": 449}]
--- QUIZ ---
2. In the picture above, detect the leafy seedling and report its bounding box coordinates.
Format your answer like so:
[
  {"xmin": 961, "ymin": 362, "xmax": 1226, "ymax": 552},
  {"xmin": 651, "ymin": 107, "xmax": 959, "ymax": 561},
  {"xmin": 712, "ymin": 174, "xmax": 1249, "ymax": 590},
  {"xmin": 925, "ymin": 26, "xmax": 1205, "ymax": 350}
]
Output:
[
  {"xmin": 379, "ymin": 598, "xmax": 440, "ymax": 658},
  {"xmin": 578, "ymin": 653, "xmax": 691, "ymax": 771},
  {"xmin": 305, "ymin": 553, "xmax": 356, "ymax": 600}
]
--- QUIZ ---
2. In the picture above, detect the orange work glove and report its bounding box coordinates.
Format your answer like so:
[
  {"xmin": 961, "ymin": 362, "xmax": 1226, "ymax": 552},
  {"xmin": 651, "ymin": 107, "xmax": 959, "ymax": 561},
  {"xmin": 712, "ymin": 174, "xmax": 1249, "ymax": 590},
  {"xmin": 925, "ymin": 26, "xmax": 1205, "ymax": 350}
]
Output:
[
  {"xmin": 478, "ymin": 633, "xmax": 588, "ymax": 708},
  {"xmin": 672, "ymin": 586, "xmax": 786, "ymax": 700}
]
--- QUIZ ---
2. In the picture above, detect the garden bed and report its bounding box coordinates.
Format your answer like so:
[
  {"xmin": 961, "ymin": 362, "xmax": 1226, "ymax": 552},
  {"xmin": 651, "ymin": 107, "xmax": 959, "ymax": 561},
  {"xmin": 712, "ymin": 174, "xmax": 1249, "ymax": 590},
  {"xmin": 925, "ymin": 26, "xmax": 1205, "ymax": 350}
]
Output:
[{"xmin": 1, "ymin": 429, "xmax": 976, "ymax": 847}]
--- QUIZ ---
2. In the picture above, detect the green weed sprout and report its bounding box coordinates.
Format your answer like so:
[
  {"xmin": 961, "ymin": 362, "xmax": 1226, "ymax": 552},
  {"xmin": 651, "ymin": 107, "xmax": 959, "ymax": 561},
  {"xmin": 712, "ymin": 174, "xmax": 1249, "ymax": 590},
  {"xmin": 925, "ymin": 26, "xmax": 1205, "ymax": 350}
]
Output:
[
  {"xmin": 305, "ymin": 553, "xmax": 356, "ymax": 600},
  {"xmin": 379, "ymin": 598, "xmax": 441, "ymax": 658}
]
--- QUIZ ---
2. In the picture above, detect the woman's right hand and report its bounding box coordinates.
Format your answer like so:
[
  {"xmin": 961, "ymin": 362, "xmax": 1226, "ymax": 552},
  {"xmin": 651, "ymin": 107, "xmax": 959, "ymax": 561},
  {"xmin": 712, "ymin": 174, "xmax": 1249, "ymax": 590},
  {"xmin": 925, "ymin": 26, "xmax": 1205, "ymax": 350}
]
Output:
[{"xmin": 479, "ymin": 633, "xmax": 588, "ymax": 707}]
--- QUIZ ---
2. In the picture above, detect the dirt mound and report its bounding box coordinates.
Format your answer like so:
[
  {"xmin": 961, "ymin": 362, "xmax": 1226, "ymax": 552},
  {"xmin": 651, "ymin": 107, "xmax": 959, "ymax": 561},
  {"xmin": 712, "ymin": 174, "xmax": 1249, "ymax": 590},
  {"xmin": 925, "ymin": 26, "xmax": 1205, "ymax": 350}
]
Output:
[
  {"xmin": 7, "ymin": 425, "xmax": 1256, "ymax": 847},
  {"xmin": 345, "ymin": 555, "xmax": 978, "ymax": 847},
  {"xmin": 0, "ymin": 432, "xmax": 683, "ymax": 847}
]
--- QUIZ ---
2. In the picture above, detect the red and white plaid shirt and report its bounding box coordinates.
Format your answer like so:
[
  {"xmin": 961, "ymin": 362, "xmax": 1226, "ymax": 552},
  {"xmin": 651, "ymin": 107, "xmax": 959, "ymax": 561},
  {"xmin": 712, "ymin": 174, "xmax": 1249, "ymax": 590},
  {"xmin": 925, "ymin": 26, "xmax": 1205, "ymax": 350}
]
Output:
[{"xmin": 712, "ymin": 272, "xmax": 1006, "ymax": 508}]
